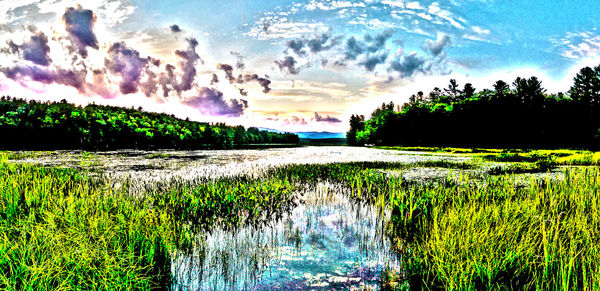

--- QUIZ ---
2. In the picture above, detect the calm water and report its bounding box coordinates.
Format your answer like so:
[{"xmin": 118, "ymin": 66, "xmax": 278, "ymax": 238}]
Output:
[{"xmin": 172, "ymin": 183, "xmax": 399, "ymax": 290}]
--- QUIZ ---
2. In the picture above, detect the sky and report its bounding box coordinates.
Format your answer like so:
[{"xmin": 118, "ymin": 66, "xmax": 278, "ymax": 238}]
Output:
[{"xmin": 1, "ymin": 0, "xmax": 599, "ymax": 133}]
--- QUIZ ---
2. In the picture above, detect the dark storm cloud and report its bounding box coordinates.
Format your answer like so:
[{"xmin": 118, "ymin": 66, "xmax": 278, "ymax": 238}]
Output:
[
  {"xmin": 389, "ymin": 53, "xmax": 426, "ymax": 78},
  {"xmin": 242, "ymin": 73, "xmax": 271, "ymax": 93},
  {"xmin": 425, "ymin": 34, "xmax": 451, "ymax": 56},
  {"xmin": 344, "ymin": 36, "xmax": 365, "ymax": 60},
  {"xmin": 285, "ymin": 33, "xmax": 340, "ymax": 57},
  {"xmin": 286, "ymin": 39, "xmax": 307, "ymax": 56},
  {"xmin": 105, "ymin": 42, "xmax": 148, "ymax": 94},
  {"xmin": 360, "ymin": 52, "xmax": 388, "ymax": 72},
  {"xmin": 185, "ymin": 87, "xmax": 248, "ymax": 117},
  {"xmin": 216, "ymin": 62, "xmax": 271, "ymax": 93},
  {"xmin": 210, "ymin": 73, "xmax": 219, "ymax": 85},
  {"xmin": 62, "ymin": 5, "xmax": 99, "ymax": 57},
  {"xmin": 217, "ymin": 63, "xmax": 235, "ymax": 82},
  {"xmin": 169, "ymin": 24, "xmax": 182, "ymax": 33},
  {"xmin": 5, "ymin": 32, "xmax": 52, "ymax": 66},
  {"xmin": 174, "ymin": 38, "xmax": 202, "ymax": 93},
  {"xmin": 1, "ymin": 65, "xmax": 85, "ymax": 91},
  {"xmin": 314, "ymin": 112, "xmax": 342, "ymax": 123},
  {"xmin": 306, "ymin": 33, "xmax": 339, "ymax": 53},
  {"xmin": 275, "ymin": 56, "xmax": 299, "ymax": 75},
  {"xmin": 365, "ymin": 30, "xmax": 394, "ymax": 53}
]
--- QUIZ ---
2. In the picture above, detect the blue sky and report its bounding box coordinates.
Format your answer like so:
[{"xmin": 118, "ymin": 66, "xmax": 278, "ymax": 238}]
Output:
[{"xmin": 0, "ymin": 0, "xmax": 599, "ymax": 132}]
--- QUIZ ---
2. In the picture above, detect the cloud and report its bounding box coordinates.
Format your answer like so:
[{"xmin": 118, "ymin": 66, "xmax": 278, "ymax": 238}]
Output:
[
  {"xmin": 159, "ymin": 64, "xmax": 176, "ymax": 97},
  {"xmin": 344, "ymin": 36, "xmax": 366, "ymax": 60},
  {"xmin": 140, "ymin": 70, "xmax": 158, "ymax": 97},
  {"xmin": 360, "ymin": 52, "xmax": 388, "ymax": 71},
  {"xmin": 230, "ymin": 51, "xmax": 245, "ymax": 69},
  {"xmin": 62, "ymin": 5, "xmax": 99, "ymax": 57},
  {"xmin": 343, "ymin": 31, "xmax": 392, "ymax": 64},
  {"xmin": 174, "ymin": 38, "xmax": 202, "ymax": 92},
  {"xmin": 246, "ymin": 15, "xmax": 326, "ymax": 40},
  {"xmin": 216, "ymin": 62, "xmax": 272, "ymax": 93},
  {"xmin": 365, "ymin": 30, "xmax": 394, "ymax": 52},
  {"xmin": 217, "ymin": 63, "xmax": 235, "ymax": 82},
  {"xmin": 1, "ymin": 65, "xmax": 85, "ymax": 91},
  {"xmin": 275, "ymin": 55, "xmax": 300, "ymax": 75},
  {"xmin": 210, "ymin": 73, "xmax": 219, "ymax": 85},
  {"xmin": 242, "ymin": 73, "xmax": 272, "ymax": 93},
  {"xmin": 390, "ymin": 52, "xmax": 426, "ymax": 77},
  {"xmin": 184, "ymin": 87, "xmax": 248, "ymax": 117},
  {"xmin": 554, "ymin": 31, "xmax": 600, "ymax": 59},
  {"xmin": 314, "ymin": 112, "xmax": 342, "ymax": 123},
  {"xmin": 169, "ymin": 24, "xmax": 182, "ymax": 33},
  {"xmin": 286, "ymin": 38, "xmax": 307, "ymax": 56},
  {"xmin": 307, "ymin": 32, "xmax": 340, "ymax": 53},
  {"xmin": 425, "ymin": 33, "xmax": 451, "ymax": 56},
  {"xmin": 8, "ymin": 31, "xmax": 52, "ymax": 66},
  {"xmin": 286, "ymin": 116, "xmax": 308, "ymax": 125},
  {"xmin": 105, "ymin": 42, "xmax": 148, "ymax": 94}
]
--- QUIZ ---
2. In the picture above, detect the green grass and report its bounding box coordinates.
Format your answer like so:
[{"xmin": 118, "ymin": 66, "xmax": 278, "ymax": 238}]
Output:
[
  {"xmin": 381, "ymin": 168, "xmax": 600, "ymax": 290},
  {"xmin": 379, "ymin": 146, "xmax": 600, "ymax": 166},
  {"xmin": 0, "ymin": 160, "xmax": 295, "ymax": 290},
  {"xmin": 1, "ymin": 151, "xmax": 599, "ymax": 290}
]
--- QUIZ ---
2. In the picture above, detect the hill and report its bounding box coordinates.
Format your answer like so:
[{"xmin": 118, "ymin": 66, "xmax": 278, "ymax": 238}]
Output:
[{"xmin": 0, "ymin": 97, "xmax": 299, "ymax": 150}]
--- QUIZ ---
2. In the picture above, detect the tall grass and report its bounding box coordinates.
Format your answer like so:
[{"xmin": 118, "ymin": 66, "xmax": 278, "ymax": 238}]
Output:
[
  {"xmin": 0, "ymin": 161, "xmax": 296, "ymax": 290},
  {"xmin": 386, "ymin": 168, "xmax": 600, "ymax": 290},
  {"xmin": 2, "ymin": 151, "xmax": 599, "ymax": 290}
]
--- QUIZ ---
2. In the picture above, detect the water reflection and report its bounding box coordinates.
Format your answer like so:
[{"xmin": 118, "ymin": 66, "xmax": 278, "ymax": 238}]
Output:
[{"xmin": 173, "ymin": 183, "xmax": 399, "ymax": 290}]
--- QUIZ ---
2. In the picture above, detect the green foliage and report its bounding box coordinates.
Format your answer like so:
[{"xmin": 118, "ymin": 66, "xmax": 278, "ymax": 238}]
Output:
[
  {"xmin": 0, "ymin": 97, "xmax": 299, "ymax": 149},
  {"xmin": 347, "ymin": 65, "xmax": 600, "ymax": 148}
]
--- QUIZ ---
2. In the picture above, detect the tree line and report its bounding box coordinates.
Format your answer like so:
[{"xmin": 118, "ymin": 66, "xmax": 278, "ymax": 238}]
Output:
[
  {"xmin": 0, "ymin": 97, "xmax": 299, "ymax": 150},
  {"xmin": 347, "ymin": 64, "xmax": 600, "ymax": 148}
]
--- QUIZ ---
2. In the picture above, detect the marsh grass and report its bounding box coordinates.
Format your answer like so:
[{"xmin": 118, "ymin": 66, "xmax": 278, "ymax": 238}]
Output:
[
  {"xmin": 2, "ymin": 150, "xmax": 600, "ymax": 290},
  {"xmin": 385, "ymin": 168, "xmax": 600, "ymax": 290},
  {"xmin": 0, "ymin": 160, "xmax": 296, "ymax": 290}
]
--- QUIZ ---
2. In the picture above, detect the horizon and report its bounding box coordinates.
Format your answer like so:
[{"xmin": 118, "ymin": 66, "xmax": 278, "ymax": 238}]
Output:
[{"xmin": 1, "ymin": 0, "xmax": 599, "ymax": 133}]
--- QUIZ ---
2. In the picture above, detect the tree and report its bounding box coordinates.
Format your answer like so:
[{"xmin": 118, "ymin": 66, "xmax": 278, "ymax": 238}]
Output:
[
  {"xmin": 513, "ymin": 76, "xmax": 546, "ymax": 105},
  {"xmin": 463, "ymin": 83, "xmax": 476, "ymax": 99},
  {"xmin": 570, "ymin": 65, "xmax": 600, "ymax": 105},
  {"xmin": 444, "ymin": 79, "xmax": 462, "ymax": 100},
  {"xmin": 347, "ymin": 114, "xmax": 365, "ymax": 145}
]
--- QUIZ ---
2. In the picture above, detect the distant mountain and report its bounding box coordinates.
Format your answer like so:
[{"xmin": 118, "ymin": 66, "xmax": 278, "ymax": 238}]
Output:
[
  {"xmin": 295, "ymin": 131, "xmax": 345, "ymax": 139},
  {"xmin": 258, "ymin": 128, "xmax": 345, "ymax": 140}
]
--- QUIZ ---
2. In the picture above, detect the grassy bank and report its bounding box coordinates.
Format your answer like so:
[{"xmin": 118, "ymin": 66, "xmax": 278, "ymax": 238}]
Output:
[{"xmin": 378, "ymin": 146, "xmax": 600, "ymax": 166}]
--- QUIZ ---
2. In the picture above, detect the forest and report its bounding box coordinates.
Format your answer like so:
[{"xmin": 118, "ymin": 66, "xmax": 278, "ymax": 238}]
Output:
[
  {"xmin": 0, "ymin": 97, "xmax": 299, "ymax": 150},
  {"xmin": 347, "ymin": 64, "xmax": 600, "ymax": 148}
]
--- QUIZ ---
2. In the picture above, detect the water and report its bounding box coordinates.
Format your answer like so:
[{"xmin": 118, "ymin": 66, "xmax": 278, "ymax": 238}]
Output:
[
  {"xmin": 172, "ymin": 183, "xmax": 399, "ymax": 290},
  {"xmin": 11, "ymin": 146, "xmax": 471, "ymax": 289}
]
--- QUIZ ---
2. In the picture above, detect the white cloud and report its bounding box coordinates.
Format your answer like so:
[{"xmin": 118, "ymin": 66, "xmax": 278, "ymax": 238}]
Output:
[
  {"xmin": 381, "ymin": 0, "xmax": 405, "ymax": 8},
  {"xmin": 245, "ymin": 16, "xmax": 327, "ymax": 40},
  {"xmin": 406, "ymin": 1, "xmax": 424, "ymax": 9},
  {"xmin": 305, "ymin": 0, "xmax": 366, "ymax": 11},
  {"xmin": 427, "ymin": 2, "xmax": 465, "ymax": 29},
  {"xmin": 471, "ymin": 26, "xmax": 490, "ymax": 35},
  {"xmin": 0, "ymin": 0, "xmax": 136, "ymax": 28},
  {"xmin": 555, "ymin": 31, "xmax": 600, "ymax": 59}
]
